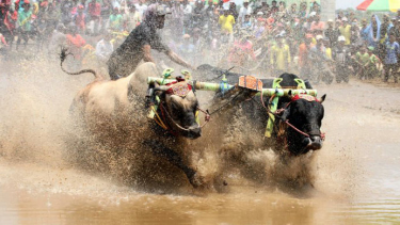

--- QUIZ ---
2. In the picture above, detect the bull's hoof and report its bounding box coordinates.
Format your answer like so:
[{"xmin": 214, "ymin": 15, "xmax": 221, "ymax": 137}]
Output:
[{"xmin": 189, "ymin": 172, "xmax": 206, "ymax": 188}]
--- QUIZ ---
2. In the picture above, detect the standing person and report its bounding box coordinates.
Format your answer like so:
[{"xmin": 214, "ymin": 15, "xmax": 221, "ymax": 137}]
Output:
[
  {"xmin": 107, "ymin": 4, "xmax": 194, "ymax": 80},
  {"xmin": 276, "ymin": 1, "xmax": 287, "ymax": 19},
  {"xmin": 228, "ymin": 2, "xmax": 238, "ymax": 22},
  {"xmin": 298, "ymin": 35, "xmax": 313, "ymax": 79},
  {"xmin": 46, "ymin": 0, "xmax": 60, "ymax": 32},
  {"xmin": 380, "ymin": 14, "xmax": 392, "ymax": 43},
  {"xmin": 48, "ymin": 24, "xmax": 66, "ymax": 61},
  {"xmin": 3, "ymin": 7, "xmax": 17, "ymax": 50},
  {"xmin": 0, "ymin": 0, "xmax": 11, "ymax": 19},
  {"xmin": 394, "ymin": 19, "xmax": 400, "ymax": 44},
  {"xmin": 125, "ymin": 4, "xmax": 141, "ymax": 32},
  {"xmin": 308, "ymin": 34, "xmax": 330, "ymax": 75},
  {"xmin": 339, "ymin": 17, "xmax": 351, "ymax": 46},
  {"xmin": 34, "ymin": 16, "xmax": 47, "ymax": 51},
  {"xmin": 288, "ymin": 3, "xmax": 297, "ymax": 18},
  {"xmin": 88, "ymin": 0, "xmax": 100, "ymax": 34},
  {"xmin": 61, "ymin": 0, "xmax": 74, "ymax": 24},
  {"xmin": 16, "ymin": 1, "xmax": 32, "ymax": 51},
  {"xmin": 383, "ymin": 33, "xmax": 400, "ymax": 83},
  {"xmin": 351, "ymin": 18, "xmax": 362, "ymax": 47},
  {"xmin": 238, "ymin": 0, "xmax": 252, "ymax": 26},
  {"xmin": 360, "ymin": 19, "xmax": 369, "ymax": 45},
  {"xmin": 0, "ymin": 32, "xmax": 9, "ymax": 59},
  {"xmin": 298, "ymin": 2, "xmax": 307, "ymax": 18},
  {"xmin": 109, "ymin": 7, "xmax": 122, "ymax": 31},
  {"xmin": 100, "ymin": 0, "xmax": 111, "ymax": 32},
  {"xmin": 270, "ymin": 35, "xmax": 291, "ymax": 76},
  {"xmin": 367, "ymin": 14, "xmax": 381, "ymax": 51},
  {"xmin": 65, "ymin": 24, "xmax": 86, "ymax": 70},
  {"xmin": 95, "ymin": 32, "xmax": 113, "ymax": 70},
  {"xmin": 289, "ymin": 16, "xmax": 303, "ymax": 54},
  {"xmin": 310, "ymin": 1, "xmax": 320, "ymax": 15},
  {"xmin": 135, "ymin": 0, "xmax": 147, "ymax": 17},
  {"xmin": 181, "ymin": 0, "xmax": 192, "ymax": 34},
  {"xmin": 310, "ymin": 14, "xmax": 324, "ymax": 32},
  {"xmin": 74, "ymin": 5, "xmax": 86, "ymax": 33},
  {"xmin": 241, "ymin": 13, "xmax": 253, "ymax": 30},
  {"xmin": 270, "ymin": 0, "xmax": 278, "ymax": 15},
  {"xmin": 325, "ymin": 19, "xmax": 338, "ymax": 48},
  {"xmin": 333, "ymin": 36, "xmax": 352, "ymax": 83},
  {"xmin": 192, "ymin": 0, "xmax": 205, "ymax": 33},
  {"xmin": 171, "ymin": 0, "xmax": 182, "ymax": 37},
  {"xmin": 379, "ymin": 14, "xmax": 392, "ymax": 59},
  {"xmin": 388, "ymin": 17, "xmax": 397, "ymax": 37},
  {"xmin": 218, "ymin": 9, "xmax": 235, "ymax": 43}
]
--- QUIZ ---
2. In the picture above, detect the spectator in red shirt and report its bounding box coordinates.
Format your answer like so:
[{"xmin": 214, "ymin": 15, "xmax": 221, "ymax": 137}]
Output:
[
  {"xmin": 74, "ymin": 5, "xmax": 86, "ymax": 32},
  {"xmin": 0, "ymin": 0, "xmax": 12, "ymax": 18},
  {"xmin": 310, "ymin": 14, "xmax": 325, "ymax": 31},
  {"xmin": 66, "ymin": 24, "xmax": 86, "ymax": 70},
  {"xmin": 3, "ymin": 7, "xmax": 17, "ymax": 49},
  {"xmin": 298, "ymin": 35, "xmax": 314, "ymax": 79},
  {"xmin": 88, "ymin": 0, "xmax": 100, "ymax": 34}
]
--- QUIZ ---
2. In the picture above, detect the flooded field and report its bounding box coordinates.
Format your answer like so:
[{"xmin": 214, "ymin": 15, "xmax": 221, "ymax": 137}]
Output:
[{"xmin": 1, "ymin": 62, "xmax": 400, "ymax": 225}]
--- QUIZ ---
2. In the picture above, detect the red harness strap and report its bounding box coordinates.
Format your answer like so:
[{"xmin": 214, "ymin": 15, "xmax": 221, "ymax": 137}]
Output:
[
  {"xmin": 164, "ymin": 81, "xmax": 193, "ymax": 97},
  {"xmin": 159, "ymin": 102, "xmax": 178, "ymax": 136},
  {"xmin": 290, "ymin": 94, "xmax": 320, "ymax": 103},
  {"xmin": 280, "ymin": 94, "xmax": 323, "ymax": 138}
]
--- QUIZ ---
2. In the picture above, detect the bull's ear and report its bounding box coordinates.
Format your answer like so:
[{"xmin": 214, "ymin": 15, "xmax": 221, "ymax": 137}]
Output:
[
  {"xmin": 280, "ymin": 107, "xmax": 290, "ymax": 122},
  {"xmin": 319, "ymin": 94, "xmax": 327, "ymax": 103},
  {"xmin": 288, "ymin": 90, "xmax": 292, "ymax": 97}
]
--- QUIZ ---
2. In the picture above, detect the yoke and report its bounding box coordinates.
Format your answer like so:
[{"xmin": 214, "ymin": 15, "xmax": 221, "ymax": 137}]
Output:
[{"xmin": 147, "ymin": 75, "xmax": 317, "ymax": 138}]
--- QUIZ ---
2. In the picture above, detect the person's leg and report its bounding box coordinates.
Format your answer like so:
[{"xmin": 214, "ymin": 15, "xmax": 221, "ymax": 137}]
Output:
[
  {"xmin": 22, "ymin": 31, "xmax": 29, "ymax": 49},
  {"xmin": 4, "ymin": 30, "xmax": 12, "ymax": 50},
  {"xmin": 336, "ymin": 65, "xmax": 342, "ymax": 83},
  {"xmin": 93, "ymin": 16, "xmax": 99, "ymax": 35},
  {"xmin": 16, "ymin": 32, "xmax": 21, "ymax": 50},
  {"xmin": 36, "ymin": 34, "xmax": 42, "ymax": 51},
  {"xmin": 383, "ymin": 64, "xmax": 390, "ymax": 82},
  {"xmin": 393, "ymin": 65, "xmax": 399, "ymax": 83}
]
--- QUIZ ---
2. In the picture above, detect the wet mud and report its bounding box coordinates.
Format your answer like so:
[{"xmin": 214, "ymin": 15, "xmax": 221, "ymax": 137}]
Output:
[{"xmin": 1, "ymin": 59, "xmax": 400, "ymax": 224}]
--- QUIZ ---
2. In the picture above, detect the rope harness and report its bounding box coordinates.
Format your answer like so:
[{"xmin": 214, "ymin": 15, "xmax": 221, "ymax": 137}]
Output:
[
  {"xmin": 151, "ymin": 80, "xmax": 210, "ymax": 135},
  {"xmin": 260, "ymin": 93, "xmax": 323, "ymax": 139}
]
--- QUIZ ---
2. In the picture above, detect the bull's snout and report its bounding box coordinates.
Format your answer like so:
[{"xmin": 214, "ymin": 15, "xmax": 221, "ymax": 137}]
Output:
[
  {"xmin": 185, "ymin": 126, "xmax": 201, "ymax": 139},
  {"xmin": 306, "ymin": 135, "xmax": 322, "ymax": 150}
]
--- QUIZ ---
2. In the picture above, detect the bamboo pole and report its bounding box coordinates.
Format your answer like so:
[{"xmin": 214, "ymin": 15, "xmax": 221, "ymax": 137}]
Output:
[{"xmin": 147, "ymin": 77, "xmax": 318, "ymax": 97}]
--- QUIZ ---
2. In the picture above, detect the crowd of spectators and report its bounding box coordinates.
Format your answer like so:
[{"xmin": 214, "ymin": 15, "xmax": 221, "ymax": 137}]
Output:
[{"xmin": 0, "ymin": 0, "xmax": 400, "ymax": 83}]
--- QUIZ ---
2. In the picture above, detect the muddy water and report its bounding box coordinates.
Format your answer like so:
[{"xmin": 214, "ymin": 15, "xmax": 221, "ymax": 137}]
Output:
[{"xmin": 1, "ymin": 65, "xmax": 400, "ymax": 225}]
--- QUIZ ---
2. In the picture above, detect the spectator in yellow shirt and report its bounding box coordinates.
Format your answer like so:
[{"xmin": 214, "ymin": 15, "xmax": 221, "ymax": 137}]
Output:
[
  {"xmin": 270, "ymin": 35, "xmax": 291, "ymax": 76},
  {"xmin": 339, "ymin": 17, "xmax": 352, "ymax": 46},
  {"xmin": 219, "ymin": 10, "xmax": 235, "ymax": 43},
  {"xmin": 219, "ymin": 10, "xmax": 235, "ymax": 34}
]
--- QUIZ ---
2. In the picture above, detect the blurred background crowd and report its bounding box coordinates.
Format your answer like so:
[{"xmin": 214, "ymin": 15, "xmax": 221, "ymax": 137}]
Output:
[{"xmin": 0, "ymin": 0, "xmax": 400, "ymax": 83}]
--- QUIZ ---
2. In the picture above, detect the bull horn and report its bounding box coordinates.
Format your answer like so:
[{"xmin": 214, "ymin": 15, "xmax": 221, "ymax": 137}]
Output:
[{"xmin": 319, "ymin": 94, "xmax": 327, "ymax": 103}]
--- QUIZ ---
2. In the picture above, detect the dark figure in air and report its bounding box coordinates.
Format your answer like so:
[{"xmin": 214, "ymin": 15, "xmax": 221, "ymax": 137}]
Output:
[{"xmin": 107, "ymin": 3, "xmax": 194, "ymax": 80}]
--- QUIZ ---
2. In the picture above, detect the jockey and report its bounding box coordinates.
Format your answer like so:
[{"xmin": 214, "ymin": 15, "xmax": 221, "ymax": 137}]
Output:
[{"xmin": 107, "ymin": 3, "xmax": 194, "ymax": 80}]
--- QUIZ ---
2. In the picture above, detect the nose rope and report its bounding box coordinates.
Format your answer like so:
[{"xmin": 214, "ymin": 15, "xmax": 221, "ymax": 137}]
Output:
[
  {"xmin": 260, "ymin": 94, "xmax": 320, "ymax": 138},
  {"xmin": 285, "ymin": 120, "xmax": 310, "ymax": 137},
  {"xmin": 159, "ymin": 103, "xmax": 210, "ymax": 132}
]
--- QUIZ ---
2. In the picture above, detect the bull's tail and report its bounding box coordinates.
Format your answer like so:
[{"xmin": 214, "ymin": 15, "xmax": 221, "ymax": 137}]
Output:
[{"xmin": 60, "ymin": 47, "xmax": 102, "ymax": 80}]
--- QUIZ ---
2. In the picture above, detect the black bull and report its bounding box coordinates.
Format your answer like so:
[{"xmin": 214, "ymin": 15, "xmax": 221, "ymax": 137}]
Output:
[{"xmin": 195, "ymin": 64, "xmax": 326, "ymax": 156}]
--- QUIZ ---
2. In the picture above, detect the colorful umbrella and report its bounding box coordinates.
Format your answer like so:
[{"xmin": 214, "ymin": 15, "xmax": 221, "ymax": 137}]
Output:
[{"xmin": 357, "ymin": 0, "xmax": 400, "ymax": 12}]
